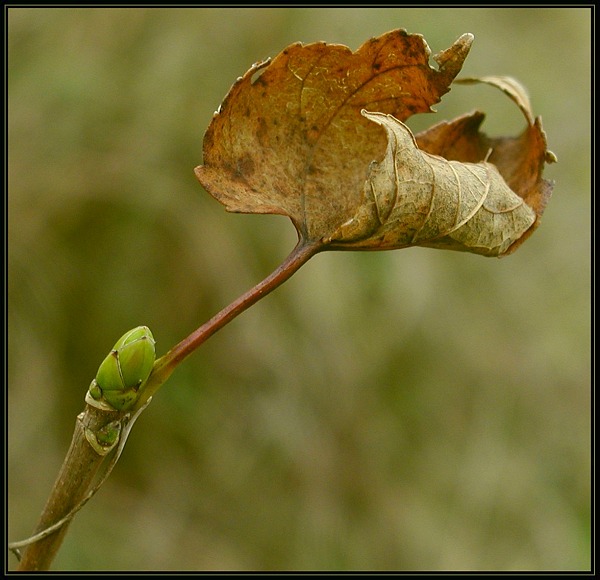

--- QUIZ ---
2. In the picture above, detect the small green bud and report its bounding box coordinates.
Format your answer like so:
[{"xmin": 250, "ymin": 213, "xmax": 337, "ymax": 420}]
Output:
[
  {"xmin": 93, "ymin": 326, "xmax": 156, "ymax": 411},
  {"xmin": 115, "ymin": 326, "xmax": 156, "ymax": 389},
  {"xmin": 84, "ymin": 419, "xmax": 122, "ymax": 456},
  {"xmin": 95, "ymin": 420, "xmax": 122, "ymax": 448}
]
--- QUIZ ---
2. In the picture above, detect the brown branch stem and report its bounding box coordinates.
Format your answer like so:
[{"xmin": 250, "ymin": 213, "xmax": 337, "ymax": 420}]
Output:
[
  {"xmin": 141, "ymin": 237, "xmax": 323, "ymax": 399},
  {"xmin": 15, "ymin": 405, "xmax": 121, "ymax": 571},
  {"xmin": 12, "ymin": 237, "xmax": 322, "ymax": 571}
]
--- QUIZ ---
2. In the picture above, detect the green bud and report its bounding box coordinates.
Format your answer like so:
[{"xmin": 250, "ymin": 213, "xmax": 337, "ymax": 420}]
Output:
[
  {"xmin": 116, "ymin": 326, "xmax": 156, "ymax": 389},
  {"xmin": 93, "ymin": 326, "xmax": 156, "ymax": 411},
  {"xmin": 95, "ymin": 420, "xmax": 122, "ymax": 448},
  {"xmin": 84, "ymin": 420, "xmax": 122, "ymax": 456}
]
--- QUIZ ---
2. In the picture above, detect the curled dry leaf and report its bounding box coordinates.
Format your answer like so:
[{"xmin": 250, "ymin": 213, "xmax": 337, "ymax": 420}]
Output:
[
  {"xmin": 195, "ymin": 30, "xmax": 555, "ymax": 258},
  {"xmin": 326, "ymin": 109, "xmax": 538, "ymax": 257}
]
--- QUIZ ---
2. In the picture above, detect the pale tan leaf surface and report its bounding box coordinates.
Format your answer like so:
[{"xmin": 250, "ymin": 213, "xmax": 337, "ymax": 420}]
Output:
[
  {"xmin": 196, "ymin": 30, "xmax": 474, "ymax": 242},
  {"xmin": 413, "ymin": 76, "xmax": 556, "ymax": 255},
  {"xmin": 326, "ymin": 111, "xmax": 537, "ymax": 257}
]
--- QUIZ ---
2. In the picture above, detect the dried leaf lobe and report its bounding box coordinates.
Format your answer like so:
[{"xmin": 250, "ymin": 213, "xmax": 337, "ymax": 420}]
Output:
[{"xmin": 196, "ymin": 30, "xmax": 474, "ymax": 242}]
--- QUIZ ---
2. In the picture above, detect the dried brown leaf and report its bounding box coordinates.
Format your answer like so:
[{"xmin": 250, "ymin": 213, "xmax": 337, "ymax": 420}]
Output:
[
  {"xmin": 195, "ymin": 30, "xmax": 555, "ymax": 257},
  {"xmin": 196, "ymin": 30, "xmax": 474, "ymax": 242}
]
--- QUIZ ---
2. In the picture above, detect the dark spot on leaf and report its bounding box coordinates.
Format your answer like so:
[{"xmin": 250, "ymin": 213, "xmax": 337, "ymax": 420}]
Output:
[
  {"xmin": 235, "ymin": 154, "xmax": 255, "ymax": 178},
  {"xmin": 256, "ymin": 117, "xmax": 268, "ymax": 146}
]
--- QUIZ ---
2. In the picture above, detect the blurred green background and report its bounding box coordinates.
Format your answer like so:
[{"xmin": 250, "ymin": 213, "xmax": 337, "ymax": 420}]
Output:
[{"xmin": 7, "ymin": 7, "xmax": 591, "ymax": 572}]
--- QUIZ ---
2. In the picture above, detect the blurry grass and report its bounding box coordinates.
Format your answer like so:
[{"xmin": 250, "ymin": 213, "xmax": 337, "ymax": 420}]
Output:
[{"xmin": 8, "ymin": 7, "xmax": 591, "ymax": 571}]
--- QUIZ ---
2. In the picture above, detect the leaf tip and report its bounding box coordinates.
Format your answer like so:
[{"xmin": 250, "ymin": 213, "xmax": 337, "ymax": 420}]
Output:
[{"xmin": 434, "ymin": 32, "xmax": 474, "ymax": 77}]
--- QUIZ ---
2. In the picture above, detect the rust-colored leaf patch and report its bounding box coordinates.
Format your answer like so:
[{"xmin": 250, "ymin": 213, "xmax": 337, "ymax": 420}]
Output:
[{"xmin": 195, "ymin": 30, "xmax": 555, "ymax": 258}]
